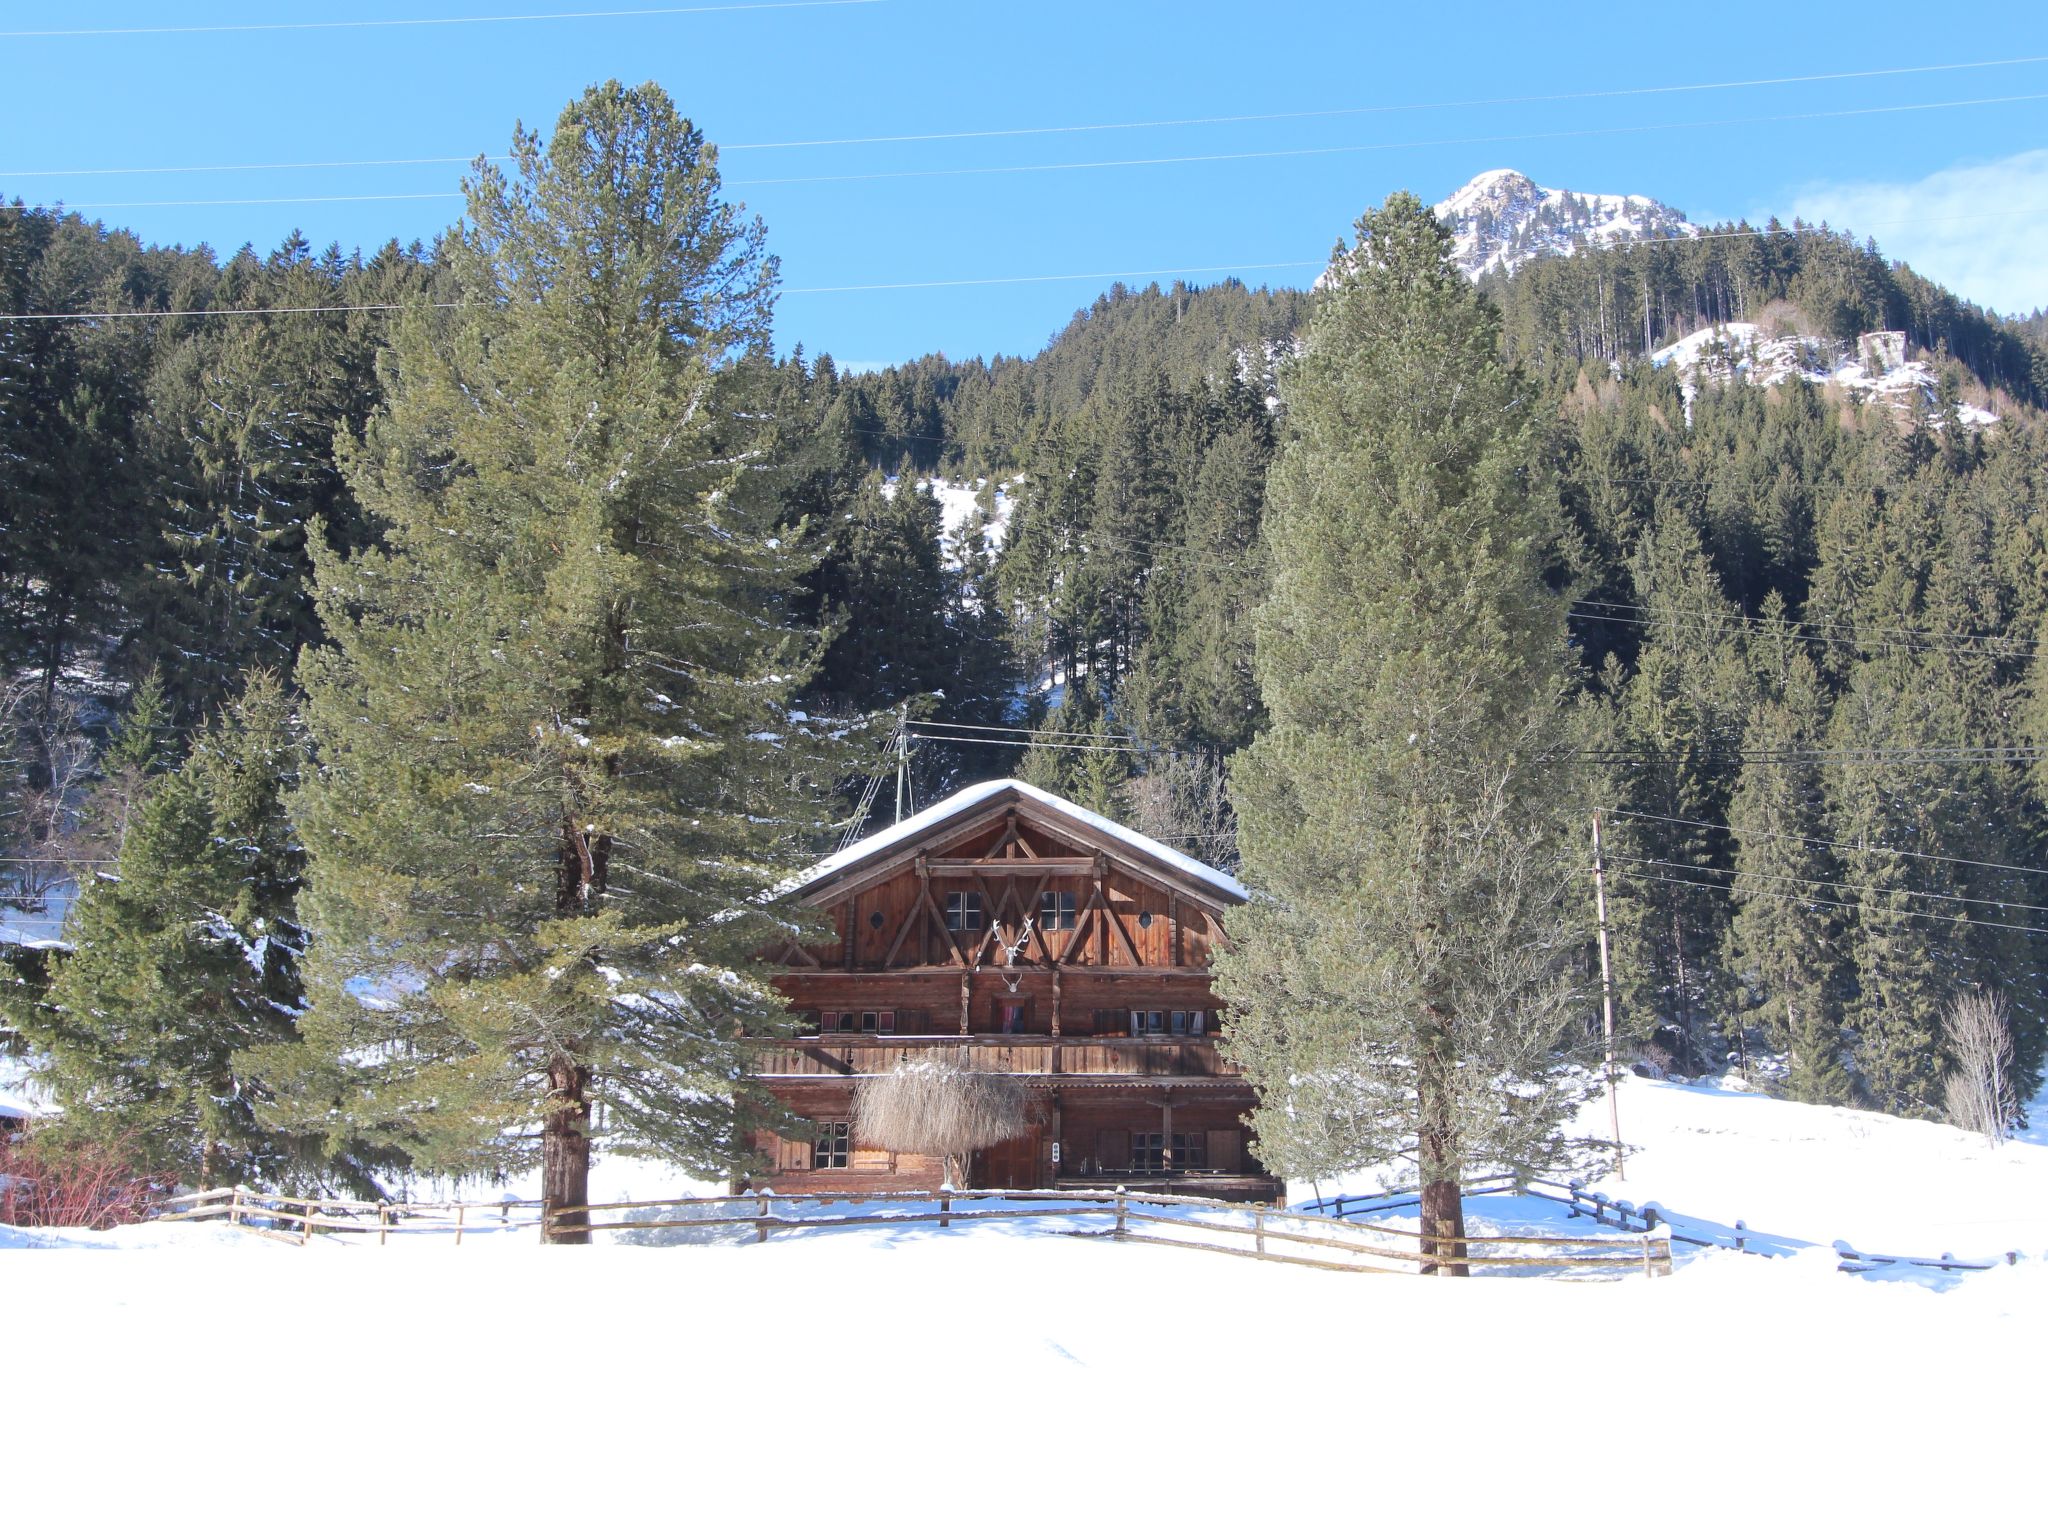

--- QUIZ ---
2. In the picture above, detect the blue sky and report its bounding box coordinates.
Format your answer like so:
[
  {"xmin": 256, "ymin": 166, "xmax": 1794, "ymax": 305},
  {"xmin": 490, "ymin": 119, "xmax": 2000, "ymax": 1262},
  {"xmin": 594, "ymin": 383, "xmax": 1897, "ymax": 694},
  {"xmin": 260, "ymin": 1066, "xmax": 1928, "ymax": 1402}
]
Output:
[{"xmin": 4, "ymin": 1, "xmax": 2045, "ymax": 364}]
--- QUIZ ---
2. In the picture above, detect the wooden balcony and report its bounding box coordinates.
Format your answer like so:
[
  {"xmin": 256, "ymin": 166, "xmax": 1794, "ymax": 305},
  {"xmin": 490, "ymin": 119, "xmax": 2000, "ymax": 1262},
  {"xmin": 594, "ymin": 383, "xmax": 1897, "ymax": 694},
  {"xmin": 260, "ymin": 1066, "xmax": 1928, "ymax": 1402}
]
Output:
[{"xmin": 751, "ymin": 1033, "xmax": 1240, "ymax": 1080}]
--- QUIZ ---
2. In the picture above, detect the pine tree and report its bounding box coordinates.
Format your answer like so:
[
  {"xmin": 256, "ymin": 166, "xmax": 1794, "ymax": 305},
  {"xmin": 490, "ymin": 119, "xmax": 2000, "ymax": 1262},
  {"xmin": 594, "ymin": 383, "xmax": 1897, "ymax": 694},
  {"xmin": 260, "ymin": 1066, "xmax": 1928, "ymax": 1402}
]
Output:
[
  {"xmin": 1214, "ymin": 194, "xmax": 1596, "ymax": 1274},
  {"xmin": 1605, "ymin": 507, "xmax": 1755, "ymax": 1071},
  {"xmin": 1726, "ymin": 607, "xmax": 1849, "ymax": 1100},
  {"xmin": 11, "ymin": 675, "xmax": 346, "ymax": 1186},
  {"xmin": 274, "ymin": 84, "xmax": 843, "ymax": 1239}
]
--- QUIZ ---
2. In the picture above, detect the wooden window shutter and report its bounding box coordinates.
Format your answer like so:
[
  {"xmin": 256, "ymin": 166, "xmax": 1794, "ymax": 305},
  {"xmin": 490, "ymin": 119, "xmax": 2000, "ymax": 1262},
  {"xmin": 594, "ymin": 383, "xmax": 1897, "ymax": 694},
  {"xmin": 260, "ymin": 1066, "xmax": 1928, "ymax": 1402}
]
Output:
[
  {"xmin": 1096, "ymin": 1128, "xmax": 1128, "ymax": 1171},
  {"xmin": 783, "ymin": 1133, "xmax": 813, "ymax": 1172}
]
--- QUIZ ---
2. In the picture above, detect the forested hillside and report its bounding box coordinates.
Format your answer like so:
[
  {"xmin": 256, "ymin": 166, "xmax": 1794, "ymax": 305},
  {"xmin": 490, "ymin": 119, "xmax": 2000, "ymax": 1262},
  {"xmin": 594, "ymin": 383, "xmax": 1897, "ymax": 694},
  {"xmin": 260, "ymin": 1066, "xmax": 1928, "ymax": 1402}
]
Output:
[{"xmin": 6, "ymin": 175, "xmax": 2048, "ymax": 1141}]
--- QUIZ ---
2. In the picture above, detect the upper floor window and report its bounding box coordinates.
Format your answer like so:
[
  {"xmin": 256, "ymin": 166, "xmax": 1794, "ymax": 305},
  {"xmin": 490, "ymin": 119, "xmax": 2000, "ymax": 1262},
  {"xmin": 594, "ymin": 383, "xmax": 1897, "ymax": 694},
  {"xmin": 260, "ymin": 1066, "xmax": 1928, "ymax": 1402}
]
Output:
[
  {"xmin": 1039, "ymin": 890, "xmax": 1077, "ymax": 930},
  {"xmin": 819, "ymin": 1009, "xmax": 895, "ymax": 1034},
  {"xmin": 1129, "ymin": 1010, "xmax": 1205, "ymax": 1036},
  {"xmin": 945, "ymin": 892, "xmax": 983, "ymax": 932}
]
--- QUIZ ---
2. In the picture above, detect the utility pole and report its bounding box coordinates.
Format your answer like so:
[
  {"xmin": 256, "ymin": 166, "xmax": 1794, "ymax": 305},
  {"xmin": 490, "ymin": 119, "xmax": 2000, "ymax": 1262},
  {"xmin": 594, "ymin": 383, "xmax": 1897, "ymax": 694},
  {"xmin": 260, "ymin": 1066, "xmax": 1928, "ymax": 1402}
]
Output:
[
  {"xmin": 893, "ymin": 703, "xmax": 910, "ymax": 825},
  {"xmin": 1591, "ymin": 811, "xmax": 1626, "ymax": 1179}
]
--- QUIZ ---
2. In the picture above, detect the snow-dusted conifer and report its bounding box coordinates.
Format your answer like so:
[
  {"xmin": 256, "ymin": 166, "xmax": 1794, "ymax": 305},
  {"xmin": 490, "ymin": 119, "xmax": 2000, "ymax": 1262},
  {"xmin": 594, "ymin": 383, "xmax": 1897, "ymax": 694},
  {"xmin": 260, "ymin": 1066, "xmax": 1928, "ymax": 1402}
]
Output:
[
  {"xmin": 277, "ymin": 84, "xmax": 843, "ymax": 1238},
  {"xmin": 13, "ymin": 674, "xmax": 345, "ymax": 1187},
  {"xmin": 1215, "ymin": 193, "xmax": 1597, "ymax": 1274}
]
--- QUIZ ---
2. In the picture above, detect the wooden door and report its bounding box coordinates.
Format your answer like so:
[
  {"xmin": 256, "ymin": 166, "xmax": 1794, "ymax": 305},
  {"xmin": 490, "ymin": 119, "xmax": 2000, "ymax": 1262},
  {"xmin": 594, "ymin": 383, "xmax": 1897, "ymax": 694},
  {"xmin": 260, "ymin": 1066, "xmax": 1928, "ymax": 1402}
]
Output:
[{"xmin": 971, "ymin": 1126, "xmax": 1045, "ymax": 1190}]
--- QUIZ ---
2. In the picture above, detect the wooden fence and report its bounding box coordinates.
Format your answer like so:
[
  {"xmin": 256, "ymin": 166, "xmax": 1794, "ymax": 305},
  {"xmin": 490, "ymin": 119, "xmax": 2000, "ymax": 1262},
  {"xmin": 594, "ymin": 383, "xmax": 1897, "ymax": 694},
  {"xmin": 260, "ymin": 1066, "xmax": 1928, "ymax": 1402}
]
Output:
[
  {"xmin": 155, "ymin": 1183, "xmax": 1673, "ymax": 1277},
  {"xmin": 156, "ymin": 1186, "xmax": 545, "ymax": 1245},
  {"xmin": 1303, "ymin": 1177, "xmax": 2024, "ymax": 1272}
]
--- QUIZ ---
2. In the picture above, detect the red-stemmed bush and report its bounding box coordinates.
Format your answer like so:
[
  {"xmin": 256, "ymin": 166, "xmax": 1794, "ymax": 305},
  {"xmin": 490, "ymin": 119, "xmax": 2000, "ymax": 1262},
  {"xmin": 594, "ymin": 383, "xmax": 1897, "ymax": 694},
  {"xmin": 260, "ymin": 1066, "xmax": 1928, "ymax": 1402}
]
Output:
[{"xmin": 0, "ymin": 1129, "xmax": 172, "ymax": 1229}]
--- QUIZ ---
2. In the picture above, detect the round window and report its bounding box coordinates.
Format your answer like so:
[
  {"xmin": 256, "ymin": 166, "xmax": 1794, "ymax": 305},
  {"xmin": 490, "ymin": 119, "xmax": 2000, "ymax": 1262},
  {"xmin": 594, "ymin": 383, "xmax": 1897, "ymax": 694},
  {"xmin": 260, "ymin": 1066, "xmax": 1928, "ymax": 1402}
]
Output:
[
  {"xmin": 868, "ymin": 910, "xmax": 885, "ymax": 930},
  {"xmin": 1138, "ymin": 910, "xmax": 1153, "ymax": 929}
]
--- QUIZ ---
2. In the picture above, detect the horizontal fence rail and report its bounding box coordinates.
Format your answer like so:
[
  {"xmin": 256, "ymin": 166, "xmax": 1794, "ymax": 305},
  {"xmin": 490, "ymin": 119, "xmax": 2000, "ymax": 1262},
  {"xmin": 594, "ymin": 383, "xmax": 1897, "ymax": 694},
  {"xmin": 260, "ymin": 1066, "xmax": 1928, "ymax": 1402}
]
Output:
[
  {"xmin": 156, "ymin": 1186, "xmax": 546, "ymax": 1245},
  {"xmin": 151, "ymin": 1183, "xmax": 1673, "ymax": 1276},
  {"xmin": 1300, "ymin": 1177, "xmax": 2023, "ymax": 1273}
]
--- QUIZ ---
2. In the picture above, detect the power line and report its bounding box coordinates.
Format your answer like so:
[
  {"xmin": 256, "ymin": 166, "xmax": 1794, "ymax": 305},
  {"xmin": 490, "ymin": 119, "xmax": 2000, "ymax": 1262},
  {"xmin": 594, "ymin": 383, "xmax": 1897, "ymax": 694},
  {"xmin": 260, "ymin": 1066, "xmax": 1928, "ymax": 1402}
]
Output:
[
  {"xmin": 1597, "ymin": 806, "xmax": 2048, "ymax": 882},
  {"xmin": 26, "ymin": 93, "xmax": 2048, "ymax": 210},
  {"xmin": 916, "ymin": 717, "xmax": 1139, "ymax": 744},
  {"xmin": 0, "ymin": 264, "xmax": 1313, "ymax": 321},
  {"xmin": 721, "ymin": 54, "xmax": 2048, "ymax": 149},
  {"xmin": 11, "ymin": 52, "xmax": 2046, "ymax": 175},
  {"xmin": 1576, "ymin": 747, "xmax": 2048, "ymax": 766},
  {"xmin": 1608, "ymin": 866, "xmax": 2048, "ymax": 940},
  {"xmin": 0, "ymin": 2, "xmax": 884, "ymax": 39},
  {"xmin": 719, "ymin": 94, "xmax": 2048, "ymax": 190},
  {"xmin": 0, "ymin": 301, "xmax": 465, "ymax": 322},
  {"xmin": 1601, "ymin": 851, "xmax": 2048, "ymax": 916},
  {"xmin": 1570, "ymin": 599, "xmax": 2039, "ymax": 659},
  {"xmin": 909, "ymin": 727, "xmax": 1165, "ymax": 757}
]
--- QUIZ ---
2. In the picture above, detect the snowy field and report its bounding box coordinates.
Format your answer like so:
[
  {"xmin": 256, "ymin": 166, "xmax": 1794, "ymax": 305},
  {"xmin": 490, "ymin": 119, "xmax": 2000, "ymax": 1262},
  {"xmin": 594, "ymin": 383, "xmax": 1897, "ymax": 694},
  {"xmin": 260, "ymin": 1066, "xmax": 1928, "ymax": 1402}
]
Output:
[{"xmin": 6, "ymin": 1076, "xmax": 2046, "ymax": 1533}]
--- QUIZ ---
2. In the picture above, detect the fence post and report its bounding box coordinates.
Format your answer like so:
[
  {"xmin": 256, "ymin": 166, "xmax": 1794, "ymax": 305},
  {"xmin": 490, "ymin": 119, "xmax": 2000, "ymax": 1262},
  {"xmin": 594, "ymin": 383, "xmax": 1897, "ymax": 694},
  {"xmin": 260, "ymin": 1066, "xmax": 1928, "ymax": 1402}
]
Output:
[
  {"xmin": 1254, "ymin": 1205, "xmax": 1266, "ymax": 1257},
  {"xmin": 455, "ymin": 1202, "xmax": 465, "ymax": 1248},
  {"xmin": 1641, "ymin": 1231, "xmax": 1654, "ymax": 1277},
  {"xmin": 299, "ymin": 1201, "xmax": 312, "ymax": 1247},
  {"xmin": 755, "ymin": 1192, "xmax": 770, "ymax": 1245},
  {"xmin": 1734, "ymin": 1219, "xmax": 1747, "ymax": 1254},
  {"xmin": 1642, "ymin": 1205, "xmax": 1659, "ymax": 1231},
  {"xmin": 378, "ymin": 1202, "xmax": 390, "ymax": 1248},
  {"xmin": 1114, "ymin": 1186, "xmax": 1127, "ymax": 1241},
  {"xmin": 939, "ymin": 1191, "xmax": 951, "ymax": 1231}
]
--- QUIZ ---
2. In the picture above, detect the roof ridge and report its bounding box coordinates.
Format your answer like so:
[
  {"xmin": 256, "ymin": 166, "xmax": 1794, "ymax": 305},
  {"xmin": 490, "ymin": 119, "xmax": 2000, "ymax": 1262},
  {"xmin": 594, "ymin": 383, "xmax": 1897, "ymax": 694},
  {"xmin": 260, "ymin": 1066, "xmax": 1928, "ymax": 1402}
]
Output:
[{"xmin": 786, "ymin": 777, "xmax": 1247, "ymax": 902}]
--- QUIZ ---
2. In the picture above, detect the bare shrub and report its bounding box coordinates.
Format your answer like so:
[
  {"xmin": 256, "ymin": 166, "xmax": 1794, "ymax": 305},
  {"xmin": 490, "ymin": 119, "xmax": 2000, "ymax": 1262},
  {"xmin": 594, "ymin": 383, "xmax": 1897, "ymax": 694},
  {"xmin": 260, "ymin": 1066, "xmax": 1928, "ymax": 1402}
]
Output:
[
  {"xmin": 852, "ymin": 1057, "xmax": 1036, "ymax": 1187},
  {"xmin": 0, "ymin": 1130, "xmax": 170, "ymax": 1229},
  {"xmin": 1943, "ymin": 989, "xmax": 2017, "ymax": 1146},
  {"xmin": 1122, "ymin": 753, "xmax": 1238, "ymax": 872}
]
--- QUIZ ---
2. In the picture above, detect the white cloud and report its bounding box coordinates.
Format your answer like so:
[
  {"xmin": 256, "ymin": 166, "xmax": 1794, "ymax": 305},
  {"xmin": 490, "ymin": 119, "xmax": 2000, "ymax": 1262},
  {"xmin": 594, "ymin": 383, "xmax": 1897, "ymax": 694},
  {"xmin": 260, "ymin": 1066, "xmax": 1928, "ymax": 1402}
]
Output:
[{"xmin": 1780, "ymin": 148, "xmax": 2048, "ymax": 317}]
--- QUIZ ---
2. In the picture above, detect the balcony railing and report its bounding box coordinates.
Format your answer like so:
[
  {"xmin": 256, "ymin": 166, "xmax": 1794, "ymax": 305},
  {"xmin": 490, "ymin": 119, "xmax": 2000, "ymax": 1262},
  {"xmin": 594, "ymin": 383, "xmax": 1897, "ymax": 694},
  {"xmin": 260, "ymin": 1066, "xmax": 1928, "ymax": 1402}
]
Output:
[{"xmin": 751, "ymin": 1033, "xmax": 1238, "ymax": 1080}]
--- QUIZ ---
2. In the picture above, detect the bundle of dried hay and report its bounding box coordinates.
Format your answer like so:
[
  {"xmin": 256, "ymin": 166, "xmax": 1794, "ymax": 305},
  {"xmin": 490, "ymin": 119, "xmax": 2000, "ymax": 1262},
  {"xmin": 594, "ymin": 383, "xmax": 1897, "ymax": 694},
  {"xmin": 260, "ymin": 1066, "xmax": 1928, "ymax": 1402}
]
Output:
[{"xmin": 852, "ymin": 1055, "xmax": 1035, "ymax": 1187}]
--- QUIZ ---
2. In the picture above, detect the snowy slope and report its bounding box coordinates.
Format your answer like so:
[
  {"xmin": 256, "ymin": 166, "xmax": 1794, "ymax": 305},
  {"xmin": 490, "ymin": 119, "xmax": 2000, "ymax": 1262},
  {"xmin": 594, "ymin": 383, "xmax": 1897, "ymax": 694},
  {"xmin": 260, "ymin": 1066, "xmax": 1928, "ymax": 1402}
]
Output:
[
  {"xmin": 1310, "ymin": 1072, "xmax": 2048, "ymax": 1263},
  {"xmin": 880, "ymin": 473, "xmax": 1018, "ymax": 566},
  {"xmin": 1433, "ymin": 168, "xmax": 1696, "ymax": 278},
  {"xmin": 4, "ymin": 1183, "xmax": 2042, "ymax": 1533},
  {"xmin": 1652, "ymin": 322, "xmax": 2001, "ymax": 428},
  {"xmin": 8, "ymin": 1078, "xmax": 2048, "ymax": 1530}
]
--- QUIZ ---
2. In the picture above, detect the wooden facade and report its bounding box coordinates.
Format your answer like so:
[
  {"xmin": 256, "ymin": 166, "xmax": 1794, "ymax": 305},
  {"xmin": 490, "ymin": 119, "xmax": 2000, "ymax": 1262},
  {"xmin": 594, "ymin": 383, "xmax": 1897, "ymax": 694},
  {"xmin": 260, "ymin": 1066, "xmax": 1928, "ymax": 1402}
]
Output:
[{"xmin": 754, "ymin": 780, "xmax": 1279, "ymax": 1203}]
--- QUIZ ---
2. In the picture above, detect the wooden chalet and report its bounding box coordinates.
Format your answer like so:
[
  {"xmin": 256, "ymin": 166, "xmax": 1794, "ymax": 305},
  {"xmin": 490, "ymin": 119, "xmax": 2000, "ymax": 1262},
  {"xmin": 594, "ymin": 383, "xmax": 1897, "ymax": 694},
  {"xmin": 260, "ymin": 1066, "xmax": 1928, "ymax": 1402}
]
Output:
[{"xmin": 755, "ymin": 779, "xmax": 1279, "ymax": 1202}]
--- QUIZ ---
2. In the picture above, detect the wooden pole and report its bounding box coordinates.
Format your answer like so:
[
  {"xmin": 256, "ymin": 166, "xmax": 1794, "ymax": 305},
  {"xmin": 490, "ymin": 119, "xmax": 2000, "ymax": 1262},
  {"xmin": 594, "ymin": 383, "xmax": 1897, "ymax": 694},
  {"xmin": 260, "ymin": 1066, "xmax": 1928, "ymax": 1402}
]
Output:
[{"xmin": 1591, "ymin": 812, "xmax": 1626, "ymax": 1180}]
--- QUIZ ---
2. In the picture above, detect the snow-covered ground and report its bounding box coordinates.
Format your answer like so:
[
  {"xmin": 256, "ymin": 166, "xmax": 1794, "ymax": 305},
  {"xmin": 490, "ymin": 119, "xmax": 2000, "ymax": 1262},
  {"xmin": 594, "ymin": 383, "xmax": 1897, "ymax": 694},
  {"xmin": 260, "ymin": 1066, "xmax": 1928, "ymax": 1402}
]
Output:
[
  {"xmin": 6, "ymin": 1075, "xmax": 2045, "ymax": 1531},
  {"xmin": 881, "ymin": 472, "xmax": 1018, "ymax": 565},
  {"xmin": 1652, "ymin": 321, "xmax": 2001, "ymax": 428}
]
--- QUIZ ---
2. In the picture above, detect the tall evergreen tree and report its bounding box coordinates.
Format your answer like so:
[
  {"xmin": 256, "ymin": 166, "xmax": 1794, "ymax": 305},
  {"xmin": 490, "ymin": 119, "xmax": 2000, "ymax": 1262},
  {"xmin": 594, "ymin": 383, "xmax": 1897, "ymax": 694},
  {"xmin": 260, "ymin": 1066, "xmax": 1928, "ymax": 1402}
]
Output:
[
  {"xmin": 1215, "ymin": 194, "xmax": 1596, "ymax": 1273},
  {"xmin": 275, "ymin": 84, "xmax": 843, "ymax": 1238},
  {"xmin": 9, "ymin": 675, "xmax": 343, "ymax": 1186},
  {"xmin": 1726, "ymin": 605, "xmax": 1850, "ymax": 1100}
]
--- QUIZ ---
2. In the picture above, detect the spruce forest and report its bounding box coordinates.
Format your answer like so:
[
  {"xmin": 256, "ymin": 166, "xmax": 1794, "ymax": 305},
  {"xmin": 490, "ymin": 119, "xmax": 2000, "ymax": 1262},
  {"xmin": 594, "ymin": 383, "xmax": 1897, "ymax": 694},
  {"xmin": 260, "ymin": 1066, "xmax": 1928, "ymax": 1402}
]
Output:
[{"xmin": 6, "ymin": 81, "xmax": 2048, "ymax": 1199}]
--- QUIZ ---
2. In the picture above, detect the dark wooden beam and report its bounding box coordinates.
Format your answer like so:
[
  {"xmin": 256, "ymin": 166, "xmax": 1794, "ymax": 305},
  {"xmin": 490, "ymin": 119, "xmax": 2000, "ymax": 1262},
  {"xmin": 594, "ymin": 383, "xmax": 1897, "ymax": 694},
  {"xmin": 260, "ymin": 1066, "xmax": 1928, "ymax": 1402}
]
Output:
[{"xmin": 925, "ymin": 858, "xmax": 1093, "ymax": 877}]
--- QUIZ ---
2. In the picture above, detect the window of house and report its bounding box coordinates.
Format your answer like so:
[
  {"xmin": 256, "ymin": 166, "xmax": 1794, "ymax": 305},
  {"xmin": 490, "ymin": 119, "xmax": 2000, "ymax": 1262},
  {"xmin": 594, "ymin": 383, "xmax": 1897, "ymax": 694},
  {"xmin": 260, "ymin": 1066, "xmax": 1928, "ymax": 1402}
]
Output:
[
  {"xmin": 1129, "ymin": 1009, "xmax": 1169, "ymax": 1036},
  {"xmin": 813, "ymin": 1121, "xmax": 850, "ymax": 1170},
  {"xmin": 1039, "ymin": 890, "xmax": 1077, "ymax": 930},
  {"xmin": 995, "ymin": 1002, "xmax": 1028, "ymax": 1034},
  {"xmin": 945, "ymin": 892, "xmax": 983, "ymax": 932},
  {"xmin": 1128, "ymin": 1131, "xmax": 1206, "ymax": 1173}
]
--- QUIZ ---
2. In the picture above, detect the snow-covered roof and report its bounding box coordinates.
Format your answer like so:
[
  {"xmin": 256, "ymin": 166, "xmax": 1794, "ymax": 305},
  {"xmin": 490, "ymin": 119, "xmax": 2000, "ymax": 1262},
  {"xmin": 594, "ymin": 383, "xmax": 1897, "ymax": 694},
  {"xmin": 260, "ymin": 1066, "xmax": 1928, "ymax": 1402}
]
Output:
[{"xmin": 790, "ymin": 779, "xmax": 1248, "ymax": 904}]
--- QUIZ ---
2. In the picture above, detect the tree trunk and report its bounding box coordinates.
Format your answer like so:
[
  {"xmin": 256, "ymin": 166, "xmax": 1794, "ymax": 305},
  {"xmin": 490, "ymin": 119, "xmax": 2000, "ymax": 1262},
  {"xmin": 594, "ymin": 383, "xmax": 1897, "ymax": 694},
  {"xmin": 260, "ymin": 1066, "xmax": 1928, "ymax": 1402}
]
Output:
[
  {"xmin": 1418, "ymin": 1174, "xmax": 1468, "ymax": 1278},
  {"xmin": 1416, "ymin": 1027, "xmax": 1468, "ymax": 1277},
  {"xmin": 541, "ymin": 1059, "xmax": 592, "ymax": 1245},
  {"xmin": 1671, "ymin": 911, "xmax": 1698, "ymax": 1074}
]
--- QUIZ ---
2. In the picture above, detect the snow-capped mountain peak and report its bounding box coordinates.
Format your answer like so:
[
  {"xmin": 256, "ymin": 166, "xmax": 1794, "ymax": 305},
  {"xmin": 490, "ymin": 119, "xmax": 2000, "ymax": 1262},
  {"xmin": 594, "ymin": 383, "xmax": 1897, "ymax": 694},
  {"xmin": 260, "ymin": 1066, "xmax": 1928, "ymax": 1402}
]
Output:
[{"xmin": 1432, "ymin": 169, "xmax": 1696, "ymax": 279}]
